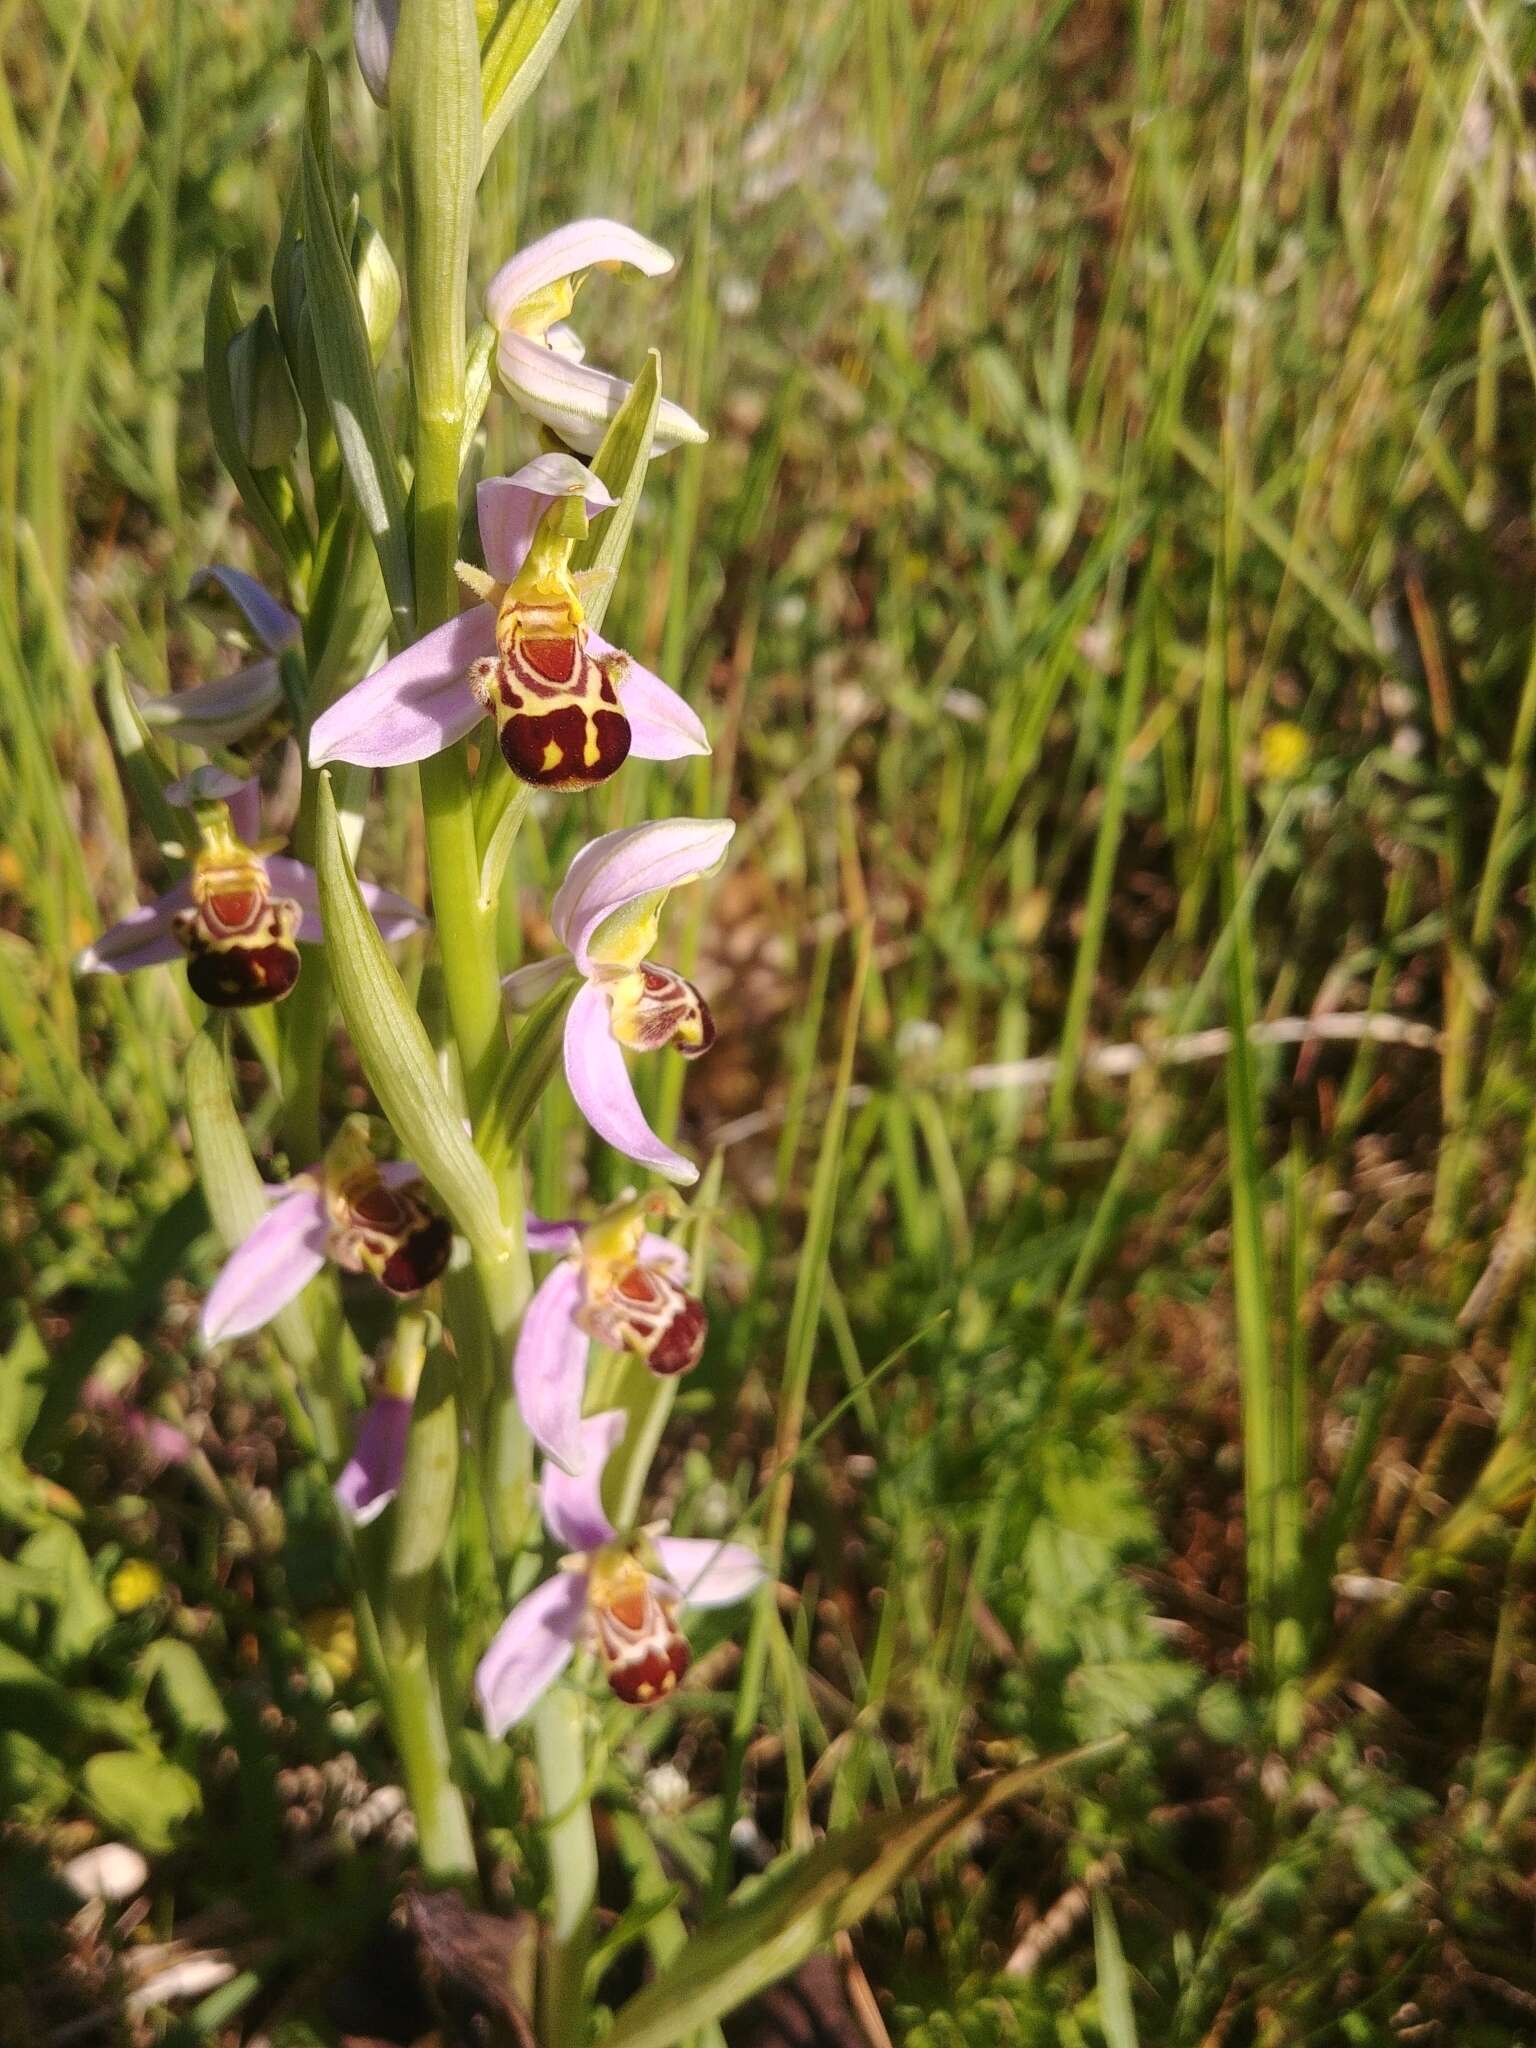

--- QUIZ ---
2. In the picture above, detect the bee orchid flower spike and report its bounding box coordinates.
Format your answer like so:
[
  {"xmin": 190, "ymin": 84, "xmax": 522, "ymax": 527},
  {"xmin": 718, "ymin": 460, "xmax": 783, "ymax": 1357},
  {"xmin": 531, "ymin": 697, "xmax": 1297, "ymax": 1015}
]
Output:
[
  {"xmin": 308, "ymin": 455, "xmax": 708, "ymax": 785},
  {"xmin": 474, "ymin": 1411, "xmax": 764, "ymax": 1734},
  {"xmin": 502, "ymin": 817, "xmax": 735, "ymax": 1186},
  {"xmin": 485, "ymin": 220, "xmax": 709, "ymax": 456}
]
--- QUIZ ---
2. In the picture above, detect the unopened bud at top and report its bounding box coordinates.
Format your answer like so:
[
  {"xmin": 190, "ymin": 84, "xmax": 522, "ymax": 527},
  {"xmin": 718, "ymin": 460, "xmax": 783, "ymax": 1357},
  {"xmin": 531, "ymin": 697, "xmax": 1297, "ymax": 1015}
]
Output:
[{"xmin": 227, "ymin": 307, "xmax": 302, "ymax": 470}]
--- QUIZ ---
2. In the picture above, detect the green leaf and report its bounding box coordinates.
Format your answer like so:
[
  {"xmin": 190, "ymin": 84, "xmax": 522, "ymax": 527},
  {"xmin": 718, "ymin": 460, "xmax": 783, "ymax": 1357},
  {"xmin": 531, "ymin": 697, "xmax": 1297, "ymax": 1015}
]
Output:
[
  {"xmin": 572, "ymin": 350, "xmax": 660, "ymax": 635},
  {"xmin": 15, "ymin": 1524, "xmax": 114, "ymax": 1664},
  {"xmin": 0, "ymin": 1320, "xmax": 49, "ymax": 1460},
  {"xmin": 27, "ymin": 1184, "xmax": 211, "ymax": 1453},
  {"xmin": 480, "ymin": 0, "xmax": 583, "ymax": 169},
  {"xmin": 101, "ymin": 651, "xmax": 181, "ymax": 853},
  {"xmin": 0, "ymin": 1641, "xmax": 152, "ymax": 1747},
  {"xmin": 603, "ymin": 1743, "xmax": 1125, "ymax": 2048},
  {"xmin": 300, "ymin": 58, "xmax": 413, "ymax": 626},
  {"xmin": 1091, "ymin": 1887, "xmax": 1140, "ymax": 2048},
  {"xmin": 81, "ymin": 1750, "xmax": 201, "ymax": 1855},
  {"xmin": 204, "ymin": 261, "xmax": 295, "ymax": 567},
  {"xmin": 476, "ymin": 976, "xmax": 576, "ymax": 1189},
  {"xmin": 139, "ymin": 1639, "xmax": 228, "ymax": 1739},
  {"xmin": 314, "ymin": 773, "xmax": 510, "ymax": 1263},
  {"xmin": 392, "ymin": 0, "xmax": 480, "ymax": 425}
]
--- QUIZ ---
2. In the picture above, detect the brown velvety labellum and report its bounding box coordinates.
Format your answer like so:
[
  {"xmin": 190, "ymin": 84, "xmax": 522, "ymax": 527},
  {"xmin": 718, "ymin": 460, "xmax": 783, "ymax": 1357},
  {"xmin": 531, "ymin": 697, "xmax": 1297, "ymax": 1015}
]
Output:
[
  {"xmin": 377, "ymin": 1211, "xmax": 453, "ymax": 1295},
  {"xmin": 497, "ymin": 700, "xmax": 631, "ymax": 791},
  {"xmin": 184, "ymin": 937, "xmax": 302, "ymax": 1008},
  {"xmin": 605, "ymin": 1631, "xmax": 691, "ymax": 1705},
  {"xmin": 645, "ymin": 1294, "xmax": 708, "ymax": 1376}
]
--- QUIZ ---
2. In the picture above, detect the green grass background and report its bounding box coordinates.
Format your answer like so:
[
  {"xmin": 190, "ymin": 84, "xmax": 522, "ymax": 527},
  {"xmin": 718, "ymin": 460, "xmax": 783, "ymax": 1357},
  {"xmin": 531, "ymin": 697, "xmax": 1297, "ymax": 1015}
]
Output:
[{"xmin": 8, "ymin": 0, "xmax": 1536, "ymax": 2040}]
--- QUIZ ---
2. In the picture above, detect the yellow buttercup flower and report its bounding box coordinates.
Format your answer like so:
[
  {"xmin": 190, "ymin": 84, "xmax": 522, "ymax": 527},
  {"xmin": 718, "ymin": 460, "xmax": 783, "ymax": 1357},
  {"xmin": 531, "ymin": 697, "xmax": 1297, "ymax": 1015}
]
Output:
[
  {"xmin": 302, "ymin": 1607, "xmax": 359, "ymax": 1684},
  {"xmin": 109, "ymin": 1559, "xmax": 164, "ymax": 1614},
  {"xmin": 1260, "ymin": 721, "xmax": 1311, "ymax": 782}
]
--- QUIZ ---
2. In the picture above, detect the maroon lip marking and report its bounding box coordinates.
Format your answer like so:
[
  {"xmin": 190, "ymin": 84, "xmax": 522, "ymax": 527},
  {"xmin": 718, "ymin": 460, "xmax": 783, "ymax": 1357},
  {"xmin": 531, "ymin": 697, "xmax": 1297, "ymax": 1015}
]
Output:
[
  {"xmin": 581, "ymin": 1261, "xmax": 708, "ymax": 1379},
  {"xmin": 174, "ymin": 864, "xmax": 303, "ymax": 1010},
  {"xmin": 329, "ymin": 1174, "xmax": 452, "ymax": 1296}
]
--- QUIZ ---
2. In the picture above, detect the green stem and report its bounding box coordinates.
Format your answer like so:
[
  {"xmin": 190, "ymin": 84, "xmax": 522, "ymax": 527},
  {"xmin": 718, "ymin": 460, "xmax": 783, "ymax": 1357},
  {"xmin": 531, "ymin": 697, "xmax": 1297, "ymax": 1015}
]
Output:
[
  {"xmin": 533, "ymin": 1686, "xmax": 598, "ymax": 2048},
  {"xmin": 383, "ymin": 1341, "xmax": 477, "ymax": 1887}
]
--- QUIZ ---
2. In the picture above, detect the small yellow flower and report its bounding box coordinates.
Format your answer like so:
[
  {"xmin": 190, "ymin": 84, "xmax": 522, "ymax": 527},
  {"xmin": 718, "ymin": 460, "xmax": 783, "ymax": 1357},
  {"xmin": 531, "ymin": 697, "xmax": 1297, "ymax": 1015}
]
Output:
[
  {"xmin": 108, "ymin": 1560, "xmax": 164, "ymax": 1614},
  {"xmin": 302, "ymin": 1608, "xmax": 359, "ymax": 1684},
  {"xmin": 1260, "ymin": 721, "xmax": 1311, "ymax": 782}
]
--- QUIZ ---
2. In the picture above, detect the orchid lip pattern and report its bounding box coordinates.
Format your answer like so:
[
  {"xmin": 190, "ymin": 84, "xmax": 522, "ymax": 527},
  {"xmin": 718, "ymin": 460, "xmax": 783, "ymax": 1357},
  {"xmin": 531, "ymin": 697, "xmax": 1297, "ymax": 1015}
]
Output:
[
  {"xmin": 75, "ymin": 772, "xmax": 426, "ymax": 1005},
  {"xmin": 503, "ymin": 817, "xmax": 735, "ymax": 1186},
  {"xmin": 201, "ymin": 1123, "xmax": 452, "ymax": 1346},
  {"xmin": 474, "ymin": 1411, "xmax": 765, "ymax": 1736},
  {"xmin": 307, "ymin": 455, "xmax": 709, "ymax": 779},
  {"xmin": 517, "ymin": 1193, "xmax": 707, "ymax": 1473},
  {"xmin": 484, "ymin": 221, "xmax": 709, "ymax": 457}
]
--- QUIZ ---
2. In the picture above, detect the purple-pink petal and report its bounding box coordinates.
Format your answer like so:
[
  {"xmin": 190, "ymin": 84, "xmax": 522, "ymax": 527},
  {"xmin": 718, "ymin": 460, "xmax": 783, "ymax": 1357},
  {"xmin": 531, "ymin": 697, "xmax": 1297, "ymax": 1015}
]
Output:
[
  {"xmin": 483, "ymin": 220, "xmax": 675, "ymax": 333},
  {"xmin": 75, "ymin": 882, "xmax": 193, "ymax": 976},
  {"xmin": 188, "ymin": 567, "xmax": 300, "ymax": 653},
  {"xmin": 334, "ymin": 1394, "xmax": 412, "ymax": 1524},
  {"xmin": 540, "ymin": 1409, "xmax": 627, "ymax": 1554},
  {"xmin": 638, "ymin": 1232, "xmax": 690, "ymax": 1280},
  {"xmin": 166, "ymin": 769, "xmax": 264, "ymax": 846},
  {"xmin": 307, "ymin": 609, "xmax": 494, "ymax": 768},
  {"xmin": 475, "ymin": 1572, "xmax": 588, "ymax": 1737},
  {"xmin": 495, "ymin": 331, "xmax": 707, "ymax": 457},
  {"xmin": 201, "ymin": 1183, "xmax": 330, "ymax": 1344},
  {"xmin": 265, "ymin": 856, "xmax": 426, "ymax": 945},
  {"xmin": 512, "ymin": 1262, "xmax": 592, "ymax": 1475},
  {"xmin": 525, "ymin": 1218, "xmax": 582, "ymax": 1256},
  {"xmin": 551, "ymin": 819, "xmax": 736, "ymax": 972},
  {"xmin": 477, "ymin": 459, "xmax": 617, "ymax": 585},
  {"xmin": 652, "ymin": 1537, "xmax": 767, "ymax": 1610},
  {"xmin": 563, "ymin": 983, "xmax": 699, "ymax": 1186},
  {"xmin": 593, "ymin": 636, "xmax": 709, "ymax": 761}
]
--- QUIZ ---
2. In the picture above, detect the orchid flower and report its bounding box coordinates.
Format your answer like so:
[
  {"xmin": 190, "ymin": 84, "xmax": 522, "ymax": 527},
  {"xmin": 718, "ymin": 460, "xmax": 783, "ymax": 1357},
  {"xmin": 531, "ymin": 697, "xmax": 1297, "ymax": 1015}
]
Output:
[
  {"xmin": 518, "ymin": 1193, "xmax": 707, "ymax": 1472},
  {"xmin": 308, "ymin": 454, "xmax": 708, "ymax": 786},
  {"xmin": 352, "ymin": 0, "xmax": 397, "ymax": 103},
  {"xmin": 503, "ymin": 817, "xmax": 735, "ymax": 1186},
  {"xmin": 75, "ymin": 769, "xmax": 425, "ymax": 1011},
  {"xmin": 484, "ymin": 221, "xmax": 708, "ymax": 456},
  {"xmin": 201, "ymin": 1120, "xmax": 452, "ymax": 1344},
  {"xmin": 475, "ymin": 1411, "xmax": 764, "ymax": 1734},
  {"xmin": 134, "ymin": 569, "xmax": 298, "ymax": 751},
  {"xmin": 335, "ymin": 1395, "xmax": 412, "ymax": 1525}
]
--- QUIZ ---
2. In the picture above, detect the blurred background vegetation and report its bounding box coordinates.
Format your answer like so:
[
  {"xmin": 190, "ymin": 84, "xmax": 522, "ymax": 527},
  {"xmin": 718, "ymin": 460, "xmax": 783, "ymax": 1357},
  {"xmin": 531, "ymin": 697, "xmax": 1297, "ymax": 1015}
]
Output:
[{"xmin": 7, "ymin": 0, "xmax": 1536, "ymax": 2040}]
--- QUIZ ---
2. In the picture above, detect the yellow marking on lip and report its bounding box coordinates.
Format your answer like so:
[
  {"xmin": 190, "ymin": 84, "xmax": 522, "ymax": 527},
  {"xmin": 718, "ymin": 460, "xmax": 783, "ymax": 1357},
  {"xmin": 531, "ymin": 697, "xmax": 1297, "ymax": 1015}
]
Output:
[{"xmin": 542, "ymin": 739, "xmax": 564, "ymax": 772}]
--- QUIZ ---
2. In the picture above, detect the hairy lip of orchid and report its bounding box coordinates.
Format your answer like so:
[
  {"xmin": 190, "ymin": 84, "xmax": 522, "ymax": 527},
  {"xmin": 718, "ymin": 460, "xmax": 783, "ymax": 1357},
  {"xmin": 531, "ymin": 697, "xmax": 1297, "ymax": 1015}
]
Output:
[
  {"xmin": 503, "ymin": 819, "xmax": 735, "ymax": 1186},
  {"xmin": 473, "ymin": 1411, "xmax": 766, "ymax": 1735},
  {"xmin": 483, "ymin": 221, "xmax": 709, "ymax": 457},
  {"xmin": 457, "ymin": 491, "xmax": 632, "ymax": 792},
  {"xmin": 75, "ymin": 771, "xmax": 425, "ymax": 994},
  {"xmin": 172, "ymin": 806, "xmax": 302, "ymax": 1010},
  {"xmin": 570, "ymin": 1195, "xmax": 708, "ymax": 1374},
  {"xmin": 306, "ymin": 456, "xmax": 708, "ymax": 778},
  {"xmin": 516, "ymin": 1194, "xmax": 706, "ymax": 1472}
]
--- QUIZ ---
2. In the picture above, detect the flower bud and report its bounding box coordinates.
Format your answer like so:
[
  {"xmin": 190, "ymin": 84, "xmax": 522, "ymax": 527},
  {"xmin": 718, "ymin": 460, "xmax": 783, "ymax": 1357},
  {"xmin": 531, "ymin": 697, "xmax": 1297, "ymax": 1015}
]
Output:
[
  {"xmin": 353, "ymin": 0, "xmax": 399, "ymax": 104},
  {"xmin": 351, "ymin": 214, "xmax": 401, "ymax": 365},
  {"xmin": 226, "ymin": 307, "xmax": 302, "ymax": 470}
]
